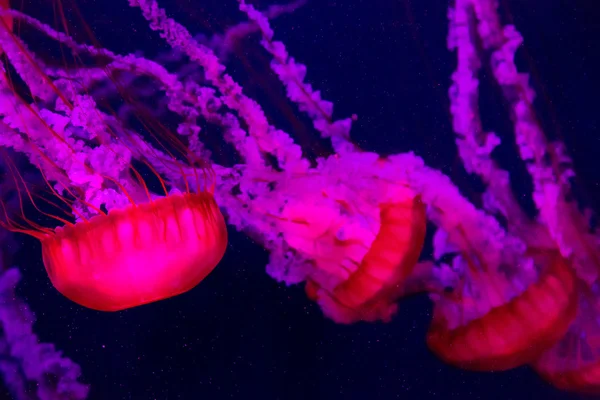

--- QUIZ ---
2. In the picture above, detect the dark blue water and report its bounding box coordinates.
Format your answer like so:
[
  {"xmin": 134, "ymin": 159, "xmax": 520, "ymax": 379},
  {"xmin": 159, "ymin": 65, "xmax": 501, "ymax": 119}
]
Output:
[{"xmin": 4, "ymin": 0, "xmax": 600, "ymax": 399}]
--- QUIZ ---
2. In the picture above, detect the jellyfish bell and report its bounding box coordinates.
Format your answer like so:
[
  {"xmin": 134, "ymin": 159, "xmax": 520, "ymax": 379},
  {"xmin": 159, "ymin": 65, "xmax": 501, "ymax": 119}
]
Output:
[
  {"xmin": 427, "ymin": 249, "xmax": 578, "ymax": 371},
  {"xmin": 313, "ymin": 194, "xmax": 427, "ymax": 323},
  {"xmin": 40, "ymin": 191, "xmax": 227, "ymax": 311},
  {"xmin": 0, "ymin": 0, "xmax": 228, "ymax": 311},
  {"xmin": 267, "ymin": 155, "xmax": 427, "ymax": 323}
]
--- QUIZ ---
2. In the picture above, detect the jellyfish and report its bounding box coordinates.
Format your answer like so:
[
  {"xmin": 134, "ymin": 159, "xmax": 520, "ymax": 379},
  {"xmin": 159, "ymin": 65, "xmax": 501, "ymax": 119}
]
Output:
[
  {"xmin": 38, "ymin": 191, "xmax": 228, "ymax": 312},
  {"xmin": 304, "ymin": 191, "xmax": 427, "ymax": 324},
  {"xmin": 419, "ymin": 0, "xmax": 597, "ymax": 373},
  {"xmin": 250, "ymin": 154, "xmax": 427, "ymax": 323},
  {"xmin": 0, "ymin": 2, "xmax": 228, "ymax": 311},
  {"xmin": 426, "ymin": 244, "xmax": 578, "ymax": 371}
]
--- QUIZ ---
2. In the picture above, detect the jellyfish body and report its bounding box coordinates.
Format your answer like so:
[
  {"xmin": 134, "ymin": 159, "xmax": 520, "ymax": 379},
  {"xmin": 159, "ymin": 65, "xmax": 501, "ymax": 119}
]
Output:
[
  {"xmin": 0, "ymin": 0, "xmax": 230, "ymax": 311},
  {"xmin": 427, "ymin": 251, "xmax": 578, "ymax": 371},
  {"xmin": 41, "ymin": 193, "xmax": 227, "ymax": 311},
  {"xmin": 305, "ymin": 191, "xmax": 427, "ymax": 323}
]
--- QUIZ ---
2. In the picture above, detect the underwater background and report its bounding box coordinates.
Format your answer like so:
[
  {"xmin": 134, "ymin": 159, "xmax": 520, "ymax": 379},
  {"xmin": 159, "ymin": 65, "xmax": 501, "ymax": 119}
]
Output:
[{"xmin": 2, "ymin": 0, "xmax": 599, "ymax": 399}]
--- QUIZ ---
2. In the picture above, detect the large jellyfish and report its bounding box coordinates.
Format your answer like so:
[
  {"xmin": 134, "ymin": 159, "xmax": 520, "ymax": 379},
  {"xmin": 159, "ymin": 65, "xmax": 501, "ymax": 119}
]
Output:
[
  {"xmin": 422, "ymin": 0, "xmax": 599, "ymax": 381},
  {"xmin": 417, "ymin": 0, "xmax": 582, "ymax": 371},
  {"xmin": 0, "ymin": 2, "xmax": 228, "ymax": 311},
  {"xmin": 41, "ymin": 191, "xmax": 227, "ymax": 311}
]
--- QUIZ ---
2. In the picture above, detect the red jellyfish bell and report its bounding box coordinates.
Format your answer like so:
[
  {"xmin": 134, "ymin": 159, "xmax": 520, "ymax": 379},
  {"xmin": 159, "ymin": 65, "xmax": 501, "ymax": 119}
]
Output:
[
  {"xmin": 427, "ymin": 249, "xmax": 578, "ymax": 371},
  {"xmin": 324, "ymin": 197, "xmax": 426, "ymax": 318},
  {"xmin": 1, "ymin": 150, "xmax": 228, "ymax": 312},
  {"xmin": 304, "ymin": 181, "xmax": 427, "ymax": 323},
  {"xmin": 41, "ymin": 190, "xmax": 228, "ymax": 311}
]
